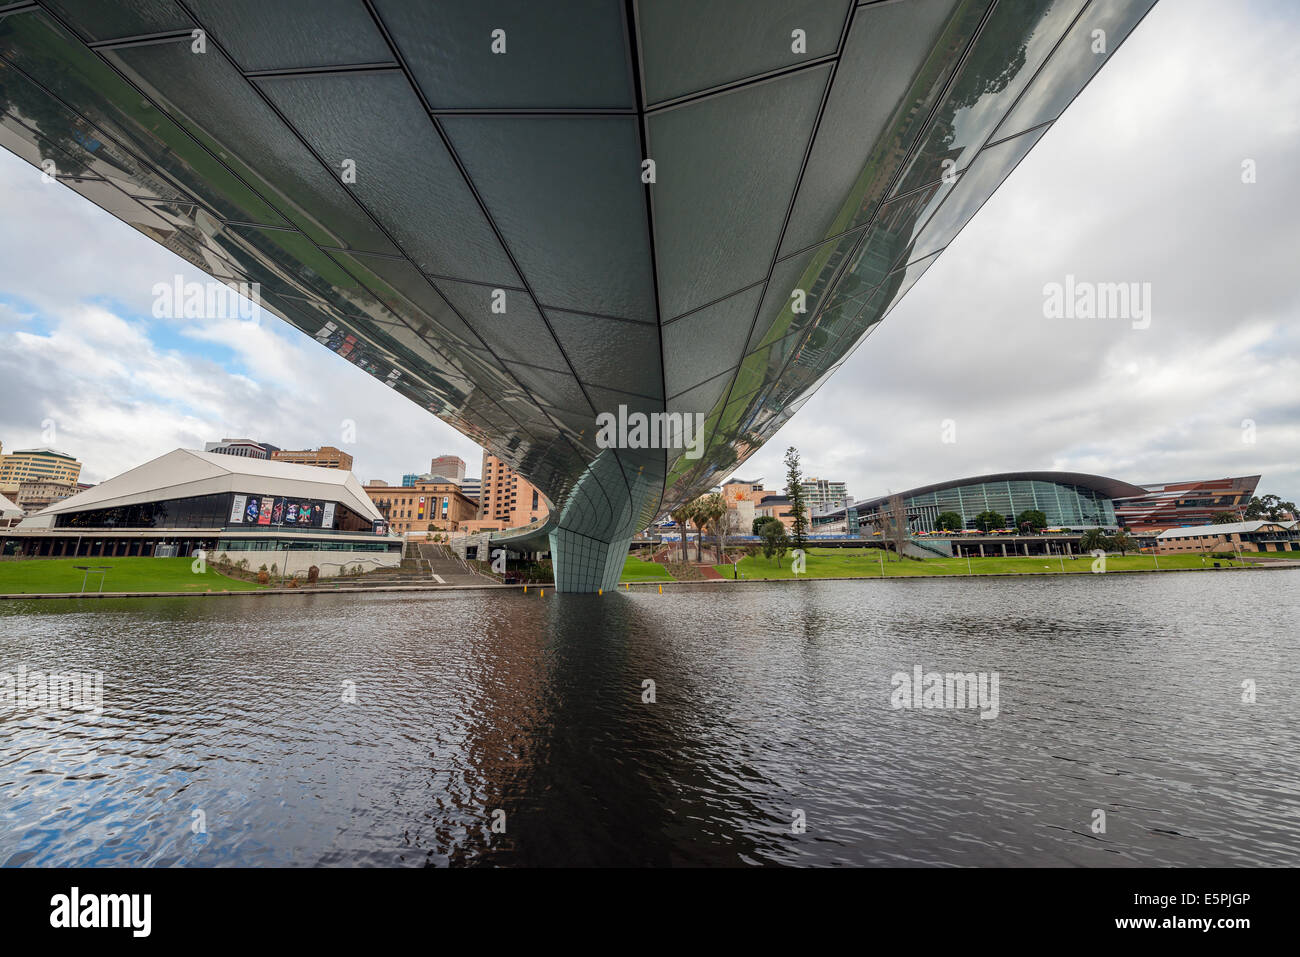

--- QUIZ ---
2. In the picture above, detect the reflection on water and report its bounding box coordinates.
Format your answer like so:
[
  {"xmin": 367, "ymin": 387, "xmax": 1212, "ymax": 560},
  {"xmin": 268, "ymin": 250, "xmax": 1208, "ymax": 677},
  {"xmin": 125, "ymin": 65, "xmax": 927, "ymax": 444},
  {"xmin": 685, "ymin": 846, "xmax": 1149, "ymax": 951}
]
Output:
[{"xmin": 1, "ymin": 571, "xmax": 1298, "ymax": 867}]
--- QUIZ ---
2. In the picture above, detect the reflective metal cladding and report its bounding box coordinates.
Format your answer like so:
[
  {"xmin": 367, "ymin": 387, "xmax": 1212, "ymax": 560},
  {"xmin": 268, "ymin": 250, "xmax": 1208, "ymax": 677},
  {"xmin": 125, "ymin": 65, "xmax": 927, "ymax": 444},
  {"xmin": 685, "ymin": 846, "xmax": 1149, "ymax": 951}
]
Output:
[{"xmin": 0, "ymin": 0, "xmax": 1158, "ymax": 590}]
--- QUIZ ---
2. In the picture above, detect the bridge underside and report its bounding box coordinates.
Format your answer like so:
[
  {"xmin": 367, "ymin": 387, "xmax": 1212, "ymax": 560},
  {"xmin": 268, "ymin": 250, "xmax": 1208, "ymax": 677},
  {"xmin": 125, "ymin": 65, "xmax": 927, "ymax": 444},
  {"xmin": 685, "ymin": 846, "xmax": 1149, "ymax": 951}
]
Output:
[{"xmin": 0, "ymin": 1, "xmax": 1156, "ymax": 590}]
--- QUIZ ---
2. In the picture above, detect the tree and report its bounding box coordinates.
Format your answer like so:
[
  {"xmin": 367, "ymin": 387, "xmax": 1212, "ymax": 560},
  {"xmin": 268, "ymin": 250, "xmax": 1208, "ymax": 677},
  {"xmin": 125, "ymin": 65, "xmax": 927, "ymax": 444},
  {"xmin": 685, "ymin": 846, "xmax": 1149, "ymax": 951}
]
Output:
[
  {"xmin": 972, "ymin": 510, "xmax": 1005, "ymax": 533},
  {"xmin": 1110, "ymin": 530, "xmax": 1135, "ymax": 556},
  {"xmin": 934, "ymin": 511, "xmax": 964, "ymax": 532},
  {"xmin": 1015, "ymin": 509, "xmax": 1048, "ymax": 532},
  {"xmin": 1211, "ymin": 511, "xmax": 1239, "ymax": 525},
  {"xmin": 784, "ymin": 446, "xmax": 809, "ymax": 549},
  {"xmin": 670, "ymin": 501, "xmax": 694, "ymax": 564},
  {"xmin": 760, "ymin": 519, "xmax": 789, "ymax": 566},
  {"xmin": 882, "ymin": 493, "xmax": 909, "ymax": 558},
  {"xmin": 1244, "ymin": 494, "xmax": 1297, "ymax": 522},
  {"xmin": 753, "ymin": 515, "xmax": 781, "ymax": 537},
  {"xmin": 697, "ymin": 493, "xmax": 726, "ymax": 564},
  {"xmin": 690, "ymin": 493, "xmax": 716, "ymax": 563},
  {"xmin": 1079, "ymin": 527, "xmax": 1108, "ymax": 553},
  {"xmin": 715, "ymin": 507, "xmax": 742, "ymax": 565}
]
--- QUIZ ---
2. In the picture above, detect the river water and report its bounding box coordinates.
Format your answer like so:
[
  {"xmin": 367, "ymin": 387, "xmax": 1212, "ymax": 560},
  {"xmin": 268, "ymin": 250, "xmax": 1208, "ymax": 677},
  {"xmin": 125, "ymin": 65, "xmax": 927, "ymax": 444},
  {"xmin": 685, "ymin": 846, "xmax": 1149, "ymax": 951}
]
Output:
[{"xmin": 1, "ymin": 570, "xmax": 1297, "ymax": 867}]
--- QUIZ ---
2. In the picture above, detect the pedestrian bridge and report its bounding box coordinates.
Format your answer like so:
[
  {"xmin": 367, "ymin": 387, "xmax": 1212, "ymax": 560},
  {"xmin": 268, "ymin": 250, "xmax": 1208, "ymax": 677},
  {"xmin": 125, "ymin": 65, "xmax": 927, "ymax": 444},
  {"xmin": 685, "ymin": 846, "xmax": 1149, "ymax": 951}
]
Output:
[{"xmin": 0, "ymin": 0, "xmax": 1156, "ymax": 589}]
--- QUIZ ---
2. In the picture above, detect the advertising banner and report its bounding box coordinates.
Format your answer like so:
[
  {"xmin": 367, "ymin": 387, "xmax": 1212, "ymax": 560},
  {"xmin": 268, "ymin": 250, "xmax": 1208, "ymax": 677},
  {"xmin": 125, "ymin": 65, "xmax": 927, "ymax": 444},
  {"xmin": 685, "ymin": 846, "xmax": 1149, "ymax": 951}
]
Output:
[
  {"xmin": 258, "ymin": 494, "xmax": 273, "ymax": 525},
  {"xmin": 322, "ymin": 502, "xmax": 336, "ymax": 528},
  {"xmin": 230, "ymin": 494, "xmax": 246, "ymax": 524}
]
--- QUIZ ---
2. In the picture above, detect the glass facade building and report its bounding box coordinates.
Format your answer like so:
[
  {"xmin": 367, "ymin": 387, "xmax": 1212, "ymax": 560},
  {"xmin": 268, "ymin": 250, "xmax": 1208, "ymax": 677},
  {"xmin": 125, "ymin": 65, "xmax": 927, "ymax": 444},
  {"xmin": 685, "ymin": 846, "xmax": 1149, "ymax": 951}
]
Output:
[
  {"xmin": 0, "ymin": 1, "xmax": 1157, "ymax": 589},
  {"xmin": 855, "ymin": 471, "xmax": 1150, "ymax": 533},
  {"xmin": 901, "ymin": 478, "xmax": 1117, "ymax": 532},
  {"xmin": 52, "ymin": 490, "xmax": 375, "ymax": 532}
]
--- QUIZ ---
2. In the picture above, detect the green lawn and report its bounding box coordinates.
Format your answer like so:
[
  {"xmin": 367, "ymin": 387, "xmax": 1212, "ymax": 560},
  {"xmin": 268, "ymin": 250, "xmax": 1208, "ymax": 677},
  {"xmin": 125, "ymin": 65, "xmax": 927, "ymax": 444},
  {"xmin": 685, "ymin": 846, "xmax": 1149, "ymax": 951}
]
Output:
[
  {"xmin": 715, "ymin": 548, "xmax": 1250, "ymax": 580},
  {"xmin": 0, "ymin": 557, "xmax": 266, "ymax": 594},
  {"xmin": 619, "ymin": 555, "xmax": 674, "ymax": 582}
]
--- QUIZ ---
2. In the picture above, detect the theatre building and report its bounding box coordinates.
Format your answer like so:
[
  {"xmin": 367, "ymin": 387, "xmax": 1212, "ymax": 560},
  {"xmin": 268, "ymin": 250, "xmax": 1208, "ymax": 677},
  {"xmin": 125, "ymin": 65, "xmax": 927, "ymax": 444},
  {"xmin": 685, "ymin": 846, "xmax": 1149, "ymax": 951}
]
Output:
[{"xmin": 0, "ymin": 449, "xmax": 402, "ymax": 576}]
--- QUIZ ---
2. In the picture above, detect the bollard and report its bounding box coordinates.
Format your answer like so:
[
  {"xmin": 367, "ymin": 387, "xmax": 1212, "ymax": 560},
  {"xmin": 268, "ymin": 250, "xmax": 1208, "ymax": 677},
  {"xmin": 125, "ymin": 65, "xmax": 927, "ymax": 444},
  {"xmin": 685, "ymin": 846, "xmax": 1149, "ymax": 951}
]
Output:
[
  {"xmin": 658, "ymin": 584, "xmax": 663, "ymax": 594},
  {"xmin": 523, "ymin": 585, "xmax": 527, "ymax": 593},
  {"xmin": 540, "ymin": 589, "xmax": 545, "ymax": 597},
  {"xmin": 598, "ymin": 588, "xmax": 603, "ymax": 595}
]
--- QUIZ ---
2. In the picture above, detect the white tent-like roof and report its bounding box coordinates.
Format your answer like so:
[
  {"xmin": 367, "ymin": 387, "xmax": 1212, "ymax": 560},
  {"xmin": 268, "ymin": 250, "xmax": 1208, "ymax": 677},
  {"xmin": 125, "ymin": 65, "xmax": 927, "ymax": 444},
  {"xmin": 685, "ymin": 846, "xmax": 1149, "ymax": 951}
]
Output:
[
  {"xmin": 17, "ymin": 449, "xmax": 382, "ymax": 528},
  {"xmin": 0, "ymin": 491, "xmax": 22, "ymax": 519},
  {"xmin": 1157, "ymin": 520, "xmax": 1289, "ymax": 539}
]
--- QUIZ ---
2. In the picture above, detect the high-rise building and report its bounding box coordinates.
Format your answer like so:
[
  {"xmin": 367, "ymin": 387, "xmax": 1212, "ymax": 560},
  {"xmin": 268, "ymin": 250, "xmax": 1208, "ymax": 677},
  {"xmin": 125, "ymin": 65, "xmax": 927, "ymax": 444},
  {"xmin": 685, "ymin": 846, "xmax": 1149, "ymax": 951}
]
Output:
[
  {"xmin": 477, "ymin": 453, "xmax": 547, "ymax": 529},
  {"xmin": 429, "ymin": 455, "xmax": 467, "ymax": 483},
  {"xmin": 0, "ymin": 448, "xmax": 82, "ymax": 496},
  {"xmin": 203, "ymin": 438, "xmax": 278, "ymax": 459},
  {"xmin": 270, "ymin": 446, "xmax": 354, "ymax": 470},
  {"xmin": 459, "ymin": 477, "xmax": 481, "ymax": 504},
  {"xmin": 802, "ymin": 477, "xmax": 849, "ymax": 511}
]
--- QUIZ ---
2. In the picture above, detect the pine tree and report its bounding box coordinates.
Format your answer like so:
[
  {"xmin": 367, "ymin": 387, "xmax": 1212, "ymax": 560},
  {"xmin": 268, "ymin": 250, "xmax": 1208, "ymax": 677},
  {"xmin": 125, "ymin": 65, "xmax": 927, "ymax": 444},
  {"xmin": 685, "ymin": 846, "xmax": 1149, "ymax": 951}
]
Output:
[{"xmin": 784, "ymin": 446, "xmax": 809, "ymax": 549}]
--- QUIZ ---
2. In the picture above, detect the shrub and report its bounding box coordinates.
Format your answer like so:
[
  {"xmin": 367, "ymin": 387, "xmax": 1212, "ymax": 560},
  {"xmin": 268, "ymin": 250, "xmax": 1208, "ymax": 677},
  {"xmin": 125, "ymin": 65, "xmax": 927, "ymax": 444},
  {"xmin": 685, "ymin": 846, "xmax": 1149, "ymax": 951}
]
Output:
[
  {"xmin": 257, "ymin": 570, "xmax": 269, "ymax": 585},
  {"xmin": 307, "ymin": 565, "xmax": 320, "ymax": 584}
]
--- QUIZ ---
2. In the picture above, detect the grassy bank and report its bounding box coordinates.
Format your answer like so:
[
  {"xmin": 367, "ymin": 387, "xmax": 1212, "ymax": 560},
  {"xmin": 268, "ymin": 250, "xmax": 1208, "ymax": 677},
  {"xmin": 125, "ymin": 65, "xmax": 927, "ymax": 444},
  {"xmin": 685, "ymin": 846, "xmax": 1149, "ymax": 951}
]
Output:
[
  {"xmin": 619, "ymin": 555, "xmax": 674, "ymax": 582},
  {"xmin": 0, "ymin": 557, "xmax": 266, "ymax": 594},
  {"xmin": 714, "ymin": 548, "xmax": 1249, "ymax": 580}
]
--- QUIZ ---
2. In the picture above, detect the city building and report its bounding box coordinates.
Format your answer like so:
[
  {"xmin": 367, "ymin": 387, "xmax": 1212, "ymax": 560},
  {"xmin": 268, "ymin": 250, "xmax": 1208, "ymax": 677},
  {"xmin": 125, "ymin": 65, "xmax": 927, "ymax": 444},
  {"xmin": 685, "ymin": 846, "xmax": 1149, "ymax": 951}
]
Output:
[
  {"xmin": 755, "ymin": 494, "xmax": 795, "ymax": 529},
  {"xmin": 429, "ymin": 455, "xmax": 467, "ymax": 484},
  {"xmin": 1155, "ymin": 520, "xmax": 1299, "ymax": 555},
  {"xmin": 802, "ymin": 477, "xmax": 849, "ymax": 511},
  {"xmin": 363, "ymin": 479, "xmax": 477, "ymax": 536},
  {"xmin": 270, "ymin": 446, "xmax": 354, "ymax": 470},
  {"xmin": 0, "ymin": 448, "xmax": 82, "ymax": 496},
  {"xmin": 203, "ymin": 437, "xmax": 278, "ymax": 459},
  {"xmin": 0, "ymin": 1, "xmax": 1158, "ymax": 588},
  {"xmin": 468, "ymin": 453, "xmax": 548, "ymax": 533},
  {"xmin": 14, "ymin": 478, "xmax": 78, "ymax": 513},
  {"xmin": 459, "ymin": 477, "xmax": 481, "ymax": 505},
  {"xmin": 2, "ymin": 449, "xmax": 399, "ymax": 575},
  {"xmin": 842, "ymin": 472, "xmax": 1264, "ymax": 536},
  {"xmin": 1113, "ymin": 476, "xmax": 1261, "ymax": 534},
  {"xmin": 811, "ymin": 500, "xmax": 861, "ymax": 536}
]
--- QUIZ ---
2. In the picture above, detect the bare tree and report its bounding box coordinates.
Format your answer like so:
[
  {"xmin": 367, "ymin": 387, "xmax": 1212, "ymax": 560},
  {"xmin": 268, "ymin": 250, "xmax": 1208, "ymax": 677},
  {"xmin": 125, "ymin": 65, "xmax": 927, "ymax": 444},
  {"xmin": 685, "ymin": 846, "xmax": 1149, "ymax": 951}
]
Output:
[
  {"xmin": 883, "ymin": 493, "xmax": 909, "ymax": 559},
  {"xmin": 715, "ymin": 506, "xmax": 742, "ymax": 565}
]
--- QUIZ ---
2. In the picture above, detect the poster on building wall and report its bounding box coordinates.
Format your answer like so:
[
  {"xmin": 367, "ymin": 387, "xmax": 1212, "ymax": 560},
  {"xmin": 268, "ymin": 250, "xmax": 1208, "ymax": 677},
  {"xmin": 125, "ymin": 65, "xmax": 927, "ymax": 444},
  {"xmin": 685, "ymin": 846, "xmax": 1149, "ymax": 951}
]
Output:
[
  {"xmin": 257, "ymin": 495, "xmax": 273, "ymax": 525},
  {"xmin": 372, "ymin": 519, "xmax": 388, "ymax": 536},
  {"xmin": 230, "ymin": 494, "xmax": 246, "ymax": 524},
  {"xmin": 322, "ymin": 502, "xmax": 336, "ymax": 528},
  {"xmin": 418, "ymin": 496, "xmax": 425, "ymax": 520}
]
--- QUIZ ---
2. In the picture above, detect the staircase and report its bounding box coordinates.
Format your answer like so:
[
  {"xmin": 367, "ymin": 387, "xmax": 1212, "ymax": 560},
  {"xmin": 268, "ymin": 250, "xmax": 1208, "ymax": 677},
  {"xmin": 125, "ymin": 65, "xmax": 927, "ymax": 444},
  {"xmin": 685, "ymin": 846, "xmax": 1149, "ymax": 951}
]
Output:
[{"xmin": 418, "ymin": 542, "xmax": 494, "ymax": 585}]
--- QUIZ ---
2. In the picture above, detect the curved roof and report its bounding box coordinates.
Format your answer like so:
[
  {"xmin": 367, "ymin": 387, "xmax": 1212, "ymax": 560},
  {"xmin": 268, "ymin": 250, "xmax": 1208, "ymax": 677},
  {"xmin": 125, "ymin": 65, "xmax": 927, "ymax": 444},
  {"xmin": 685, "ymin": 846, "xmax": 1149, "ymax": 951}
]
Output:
[
  {"xmin": 18, "ymin": 449, "xmax": 382, "ymax": 528},
  {"xmin": 857, "ymin": 471, "xmax": 1150, "ymax": 511}
]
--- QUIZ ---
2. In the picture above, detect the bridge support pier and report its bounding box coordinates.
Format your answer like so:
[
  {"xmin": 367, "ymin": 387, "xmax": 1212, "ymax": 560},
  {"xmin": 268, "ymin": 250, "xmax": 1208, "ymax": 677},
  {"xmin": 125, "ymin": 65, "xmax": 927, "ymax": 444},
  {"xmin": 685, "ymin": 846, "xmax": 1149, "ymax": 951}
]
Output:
[{"xmin": 549, "ymin": 449, "xmax": 660, "ymax": 593}]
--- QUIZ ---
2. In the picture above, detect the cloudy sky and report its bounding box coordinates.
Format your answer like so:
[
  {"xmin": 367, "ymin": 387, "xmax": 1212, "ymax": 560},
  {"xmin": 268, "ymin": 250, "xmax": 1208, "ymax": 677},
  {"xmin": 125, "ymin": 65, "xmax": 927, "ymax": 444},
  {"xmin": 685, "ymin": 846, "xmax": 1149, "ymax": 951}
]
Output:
[{"xmin": 2, "ymin": 0, "xmax": 1297, "ymax": 506}]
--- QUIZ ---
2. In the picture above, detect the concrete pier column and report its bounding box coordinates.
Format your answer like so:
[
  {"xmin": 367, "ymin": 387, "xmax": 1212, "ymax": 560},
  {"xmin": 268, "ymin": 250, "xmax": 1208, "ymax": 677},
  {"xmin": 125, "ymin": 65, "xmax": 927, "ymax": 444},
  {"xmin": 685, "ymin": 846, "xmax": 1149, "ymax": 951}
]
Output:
[{"xmin": 549, "ymin": 449, "xmax": 660, "ymax": 593}]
